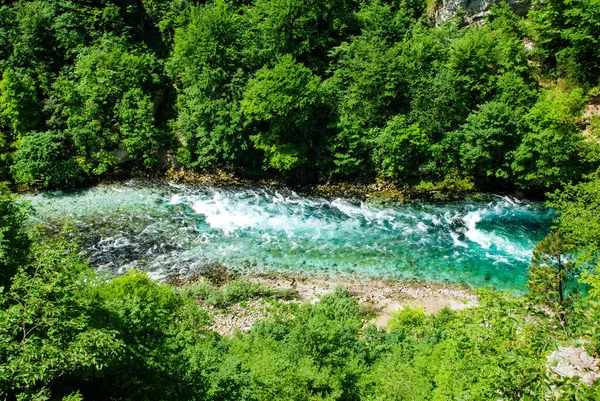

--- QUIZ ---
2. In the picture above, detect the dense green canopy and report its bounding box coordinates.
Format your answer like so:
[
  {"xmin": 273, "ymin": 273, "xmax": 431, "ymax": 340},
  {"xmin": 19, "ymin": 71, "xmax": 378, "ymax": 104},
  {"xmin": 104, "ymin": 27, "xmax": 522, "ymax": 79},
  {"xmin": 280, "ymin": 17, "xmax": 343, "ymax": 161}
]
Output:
[{"xmin": 0, "ymin": 0, "xmax": 598, "ymax": 190}]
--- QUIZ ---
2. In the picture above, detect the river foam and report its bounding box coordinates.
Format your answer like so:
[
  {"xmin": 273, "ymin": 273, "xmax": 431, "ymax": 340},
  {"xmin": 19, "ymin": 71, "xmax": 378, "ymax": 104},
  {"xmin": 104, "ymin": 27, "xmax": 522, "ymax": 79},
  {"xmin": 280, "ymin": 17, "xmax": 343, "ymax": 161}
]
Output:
[{"xmin": 24, "ymin": 181, "xmax": 554, "ymax": 291}]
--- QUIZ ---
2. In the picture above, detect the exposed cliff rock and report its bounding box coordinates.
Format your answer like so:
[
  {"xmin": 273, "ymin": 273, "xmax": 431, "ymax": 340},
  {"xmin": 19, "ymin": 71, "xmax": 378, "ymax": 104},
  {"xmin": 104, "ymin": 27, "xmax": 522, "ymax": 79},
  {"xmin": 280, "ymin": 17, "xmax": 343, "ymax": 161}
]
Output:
[
  {"xmin": 547, "ymin": 346, "xmax": 600, "ymax": 387},
  {"xmin": 434, "ymin": 0, "xmax": 531, "ymax": 25},
  {"xmin": 579, "ymin": 95, "xmax": 600, "ymax": 147}
]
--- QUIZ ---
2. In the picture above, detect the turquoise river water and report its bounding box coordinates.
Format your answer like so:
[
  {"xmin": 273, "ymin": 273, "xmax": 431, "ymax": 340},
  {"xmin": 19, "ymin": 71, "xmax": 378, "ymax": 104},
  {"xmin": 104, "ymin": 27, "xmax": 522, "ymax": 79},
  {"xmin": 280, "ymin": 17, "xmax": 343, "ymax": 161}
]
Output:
[{"xmin": 23, "ymin": 181, "xmax": 555, "ymax": 291}]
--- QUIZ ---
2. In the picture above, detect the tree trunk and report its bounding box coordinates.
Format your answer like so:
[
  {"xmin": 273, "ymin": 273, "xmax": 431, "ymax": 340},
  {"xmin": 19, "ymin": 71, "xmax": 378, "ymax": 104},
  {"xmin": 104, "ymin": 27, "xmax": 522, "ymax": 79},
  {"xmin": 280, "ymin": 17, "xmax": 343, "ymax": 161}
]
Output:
[{"xmin": 557, "ymin": 254, "xmax": 566, "ymax": 329}]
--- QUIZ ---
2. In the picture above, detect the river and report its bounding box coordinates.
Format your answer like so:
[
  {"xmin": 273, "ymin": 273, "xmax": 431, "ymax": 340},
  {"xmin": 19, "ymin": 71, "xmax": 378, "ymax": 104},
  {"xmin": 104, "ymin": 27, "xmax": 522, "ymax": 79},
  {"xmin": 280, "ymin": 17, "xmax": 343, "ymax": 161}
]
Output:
[{"xmin": 23, "ymin": 180, "xmax": 555, "ymax": 291}]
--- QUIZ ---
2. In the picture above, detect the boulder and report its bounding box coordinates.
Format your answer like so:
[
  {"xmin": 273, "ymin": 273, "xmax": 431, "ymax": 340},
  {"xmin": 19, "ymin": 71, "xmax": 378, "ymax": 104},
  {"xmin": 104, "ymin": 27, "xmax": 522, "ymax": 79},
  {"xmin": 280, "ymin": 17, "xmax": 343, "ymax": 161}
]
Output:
[{"xmin": 547, "ymin": 346, "xmax": 600, "ymax": 387}]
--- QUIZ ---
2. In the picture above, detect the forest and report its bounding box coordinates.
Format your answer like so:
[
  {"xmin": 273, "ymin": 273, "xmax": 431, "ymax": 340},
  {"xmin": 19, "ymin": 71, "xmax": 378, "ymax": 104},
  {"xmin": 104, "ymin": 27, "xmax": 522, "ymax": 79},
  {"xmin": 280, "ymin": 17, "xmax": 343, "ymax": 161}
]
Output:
[
  {"xmin": 1, "ymin": 0, "xmax": 600, "ymax": 399},
  {"xmin": 0, "ymin": 0, "xmax": 597, "ymax": 191}
]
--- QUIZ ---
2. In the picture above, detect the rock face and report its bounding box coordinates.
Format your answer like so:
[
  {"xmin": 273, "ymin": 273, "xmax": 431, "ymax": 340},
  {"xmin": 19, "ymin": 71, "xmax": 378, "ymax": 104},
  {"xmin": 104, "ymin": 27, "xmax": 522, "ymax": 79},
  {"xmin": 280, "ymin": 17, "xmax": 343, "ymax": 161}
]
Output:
[
  {"xmin": 547, "ymin": 346, "xmax": 600, "ymax": 387},
  {"xmin": 582, "ymin": 96, "xmax": 600, "ymax": 143},
  {"xmin": 434, "ymin": 0, "xmax": 531, "ymax": 25}
]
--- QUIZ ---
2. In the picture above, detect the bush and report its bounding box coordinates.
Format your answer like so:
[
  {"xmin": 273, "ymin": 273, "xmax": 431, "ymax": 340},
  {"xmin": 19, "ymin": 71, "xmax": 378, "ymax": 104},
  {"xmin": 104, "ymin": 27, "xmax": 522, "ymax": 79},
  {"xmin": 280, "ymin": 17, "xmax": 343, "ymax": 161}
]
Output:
[
  {"xmin": 0, "ymin": 240, "xmax": 122, "ymax": 400},
  {"xmin": 388, "ymin": 306, "xmax": 427, "ymax": 331},
  {"xmin": 0, "ymin": 184, "xmax": 30, "ymax": 290}
]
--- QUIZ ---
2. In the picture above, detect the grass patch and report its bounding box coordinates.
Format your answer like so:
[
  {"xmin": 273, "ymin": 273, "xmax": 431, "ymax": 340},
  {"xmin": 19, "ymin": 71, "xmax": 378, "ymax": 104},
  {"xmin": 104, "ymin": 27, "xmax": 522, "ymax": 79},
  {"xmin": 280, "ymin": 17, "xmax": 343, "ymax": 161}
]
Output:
[
  {"xmin": 181, "ymin": 278, "xmax": 297, "ymax": 307},
  {"xmin": 180, "ymin": 281, "xmax": 224, "ymax": 306}
]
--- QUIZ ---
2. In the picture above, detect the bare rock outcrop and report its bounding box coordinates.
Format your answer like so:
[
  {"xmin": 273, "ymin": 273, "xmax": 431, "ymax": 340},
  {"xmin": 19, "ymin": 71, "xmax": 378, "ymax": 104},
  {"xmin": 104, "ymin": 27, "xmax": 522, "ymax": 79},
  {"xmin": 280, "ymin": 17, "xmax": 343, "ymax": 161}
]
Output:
[
  {"xmin": 582, "ymin": 95, "xmax": 600, "ymax": 142},
  {"xmin": 547, "ymin": 346, "xmax": 600, "ymax": 387},
  {"xmin": 434, "ymin": 0, "xmax": 531, "ymax": 25}
]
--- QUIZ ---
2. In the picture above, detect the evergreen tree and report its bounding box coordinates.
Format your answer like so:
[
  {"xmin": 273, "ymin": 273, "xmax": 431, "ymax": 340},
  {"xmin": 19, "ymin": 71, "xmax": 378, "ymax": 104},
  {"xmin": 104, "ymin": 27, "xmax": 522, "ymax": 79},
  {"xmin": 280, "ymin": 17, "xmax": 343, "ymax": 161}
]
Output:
[{"xmin": 527, "ymin": 231, "xmax": 577, "ymax": 329}]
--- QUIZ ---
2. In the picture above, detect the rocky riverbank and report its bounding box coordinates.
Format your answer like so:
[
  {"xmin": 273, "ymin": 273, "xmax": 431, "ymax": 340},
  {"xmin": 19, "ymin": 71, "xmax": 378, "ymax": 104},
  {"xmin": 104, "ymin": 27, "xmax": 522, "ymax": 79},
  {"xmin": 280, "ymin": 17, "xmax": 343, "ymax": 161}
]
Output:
[
  {"xmin": 193, "ymin": 271, "xmax": 478, "ymax": 337},
  {"xmin": 164, "ymin": 167, "xmax": 480, "ymax": 204}
]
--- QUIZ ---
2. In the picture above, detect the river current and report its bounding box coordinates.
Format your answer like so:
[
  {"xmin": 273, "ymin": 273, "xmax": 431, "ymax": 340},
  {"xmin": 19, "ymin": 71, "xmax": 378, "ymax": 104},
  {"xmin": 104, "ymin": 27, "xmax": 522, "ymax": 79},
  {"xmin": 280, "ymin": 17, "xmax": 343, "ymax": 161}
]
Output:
[{"xmin": 24, "ymin": 181, "xmax": 555, "ymax": 291}]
